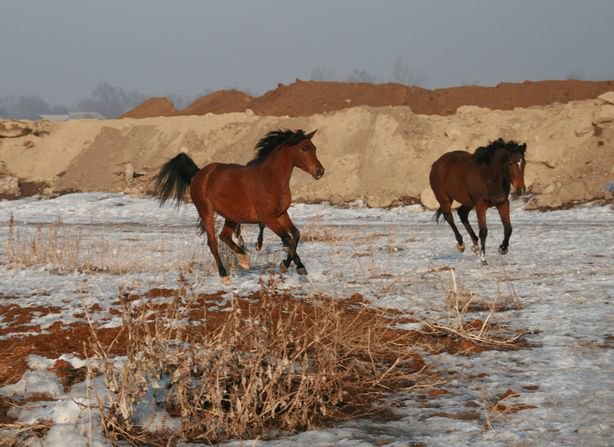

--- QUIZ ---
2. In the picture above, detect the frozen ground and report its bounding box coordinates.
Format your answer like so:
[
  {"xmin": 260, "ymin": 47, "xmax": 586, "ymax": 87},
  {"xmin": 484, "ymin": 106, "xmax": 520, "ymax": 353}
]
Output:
[{"xmin": 0, "ymin": 193, "xmax": 612, "ymax": 446}]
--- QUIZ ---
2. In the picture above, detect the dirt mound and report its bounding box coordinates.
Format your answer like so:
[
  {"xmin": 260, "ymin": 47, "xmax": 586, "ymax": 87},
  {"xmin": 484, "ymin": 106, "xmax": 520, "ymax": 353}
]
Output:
[
  {"xmin": 180, "ymin": 89, "xmax": 253, "ymax": 116},
  {"xmin": 251, "ymin": 79, "xmax": 614, "ymax": 117},
  {"xmin": 122, "ymin": 79, "xmax": 614, "ymax": 119},
  {"xmin": 249, "ymin": 81, "xmax": 438, "ymax": 116},
  {"xmin": 120, "ymin": 97, "xmax": 179, "ymax": 118}
]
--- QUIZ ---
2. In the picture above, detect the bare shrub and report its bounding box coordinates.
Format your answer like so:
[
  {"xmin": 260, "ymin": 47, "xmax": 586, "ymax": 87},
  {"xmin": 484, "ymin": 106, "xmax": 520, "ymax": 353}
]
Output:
[
  {"xmin": 86, "ymin": 284, "xmax": 425, "ymax": 444},
  {"xmin": 421, "ymin": 268, "xmax": 527, "ymax": 351}
]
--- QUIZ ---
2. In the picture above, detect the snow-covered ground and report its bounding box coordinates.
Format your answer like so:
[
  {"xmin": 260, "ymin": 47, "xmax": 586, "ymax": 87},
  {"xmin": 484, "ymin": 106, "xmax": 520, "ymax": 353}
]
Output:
[{"xmin": 0, "ymin": 193, "xmax": 612, "ymax": 446}]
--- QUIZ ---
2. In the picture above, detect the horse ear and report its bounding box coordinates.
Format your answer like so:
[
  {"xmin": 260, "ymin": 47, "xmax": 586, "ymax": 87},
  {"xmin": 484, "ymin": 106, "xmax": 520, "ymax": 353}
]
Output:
[{"xmin": 306, "ymin": 130, "xmax": 317, "ymax": 139}]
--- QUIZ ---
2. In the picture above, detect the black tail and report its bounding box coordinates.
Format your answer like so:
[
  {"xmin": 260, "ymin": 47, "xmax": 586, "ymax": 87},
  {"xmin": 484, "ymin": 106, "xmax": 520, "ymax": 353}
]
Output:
[
  {"xmin": 433, "ymin": 208, "xmax": 444, "ymax": 223},
  {"xmin": 153, "ymin": 153, "xmax": 200, "ymax": 207}
]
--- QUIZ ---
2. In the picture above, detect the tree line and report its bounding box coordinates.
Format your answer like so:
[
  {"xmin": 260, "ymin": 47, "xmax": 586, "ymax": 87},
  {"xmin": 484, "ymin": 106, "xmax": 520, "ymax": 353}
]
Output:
[{"xmin": 0, "ymin": 58, "xmax": 426, "ymax": 120}]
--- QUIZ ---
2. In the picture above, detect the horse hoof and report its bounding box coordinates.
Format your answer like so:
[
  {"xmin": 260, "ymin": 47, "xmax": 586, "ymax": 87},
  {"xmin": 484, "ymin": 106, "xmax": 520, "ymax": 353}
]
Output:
[
  {"xmin": 456, "ymin": 243, "xmax": 465, "ymax": 253},
  {"xmin": 238, "ymin": 254, "xmax": 250, "ymax": 270},
  {"xmin": 471, "ymin": 244, "xmax": 480, "ymax": 255},
  {"xmin": 255, "ymin": 243, "xmax": 263, "ymax": 251},
  {"xmin": 498, "ymin": 246, "xmax": 508, "ymax": 255},
  {"xmin": 221, "ymin": 276, "xmax": 231, "ymax": 285},
  {"xmin": 296, "ymin": 267, "xmax": 308, "ymax": 275},
  {"xmin": 480, "ymin": 258, "xmax": 488, "ymax": 266},
  {"xmin": 280, "ymin": 261, "xmax": 288, "ymax": 273}
]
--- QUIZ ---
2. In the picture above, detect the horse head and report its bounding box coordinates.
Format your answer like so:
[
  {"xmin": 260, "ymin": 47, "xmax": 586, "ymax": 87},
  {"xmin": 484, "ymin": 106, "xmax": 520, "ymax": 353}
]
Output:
[
  {"xmin": 289, "ymin": 130, "xmax": 325, "ymax": 180},
  {"xmin": 506, "ymin": 143, "xmax": 527, "ymax": 195}
]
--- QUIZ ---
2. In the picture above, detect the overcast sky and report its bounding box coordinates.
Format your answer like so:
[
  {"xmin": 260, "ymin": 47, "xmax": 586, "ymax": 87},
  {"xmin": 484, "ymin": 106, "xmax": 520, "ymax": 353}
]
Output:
[{"xmin": 2, "ymin": 0, "xmax": 614, "ymax": 104}]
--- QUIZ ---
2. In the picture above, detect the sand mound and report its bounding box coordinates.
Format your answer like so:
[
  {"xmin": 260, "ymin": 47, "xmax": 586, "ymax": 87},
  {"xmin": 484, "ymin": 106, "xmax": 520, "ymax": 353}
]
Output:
[
  {"xmin": 122, "ymin": 79, "xmax": 614, "ymax": 119},
  {"xmin": 180, "ymin": 89, "xmax": 253, "ymax": 116},
  {"xmin": 121, "ymin": 97, "xmax": 179, "ymax": 118},
  {"xmin": 2, "ymin": 87, "xmax": 613, "ymax": 210}
]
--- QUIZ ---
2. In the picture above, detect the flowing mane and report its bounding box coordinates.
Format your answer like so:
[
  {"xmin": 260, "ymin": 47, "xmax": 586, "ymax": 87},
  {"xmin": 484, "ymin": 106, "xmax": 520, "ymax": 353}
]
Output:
[
  {"xmin": 472, "ymin": 138, "xmax": 525, "ymax": 164},
  {"xmin": 251, "ymin": 129, "xmax": 307, "ymax": 163}
]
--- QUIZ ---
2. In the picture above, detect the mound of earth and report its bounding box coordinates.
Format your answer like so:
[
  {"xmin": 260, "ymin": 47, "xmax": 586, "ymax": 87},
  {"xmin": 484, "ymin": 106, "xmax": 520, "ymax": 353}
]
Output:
[
  {"xmin": 120, "ymin": 97, "xmax": 179, "ymax": 118},
  {"xmin": 180, "ymin": 89, "xmax": 254, "ymax": 116},
  {"xmin": 2, "ymin": 91, "xmax": 614, "ymax": 210},
  {"xmin": 122, "ymin": 79, "xmax": 614, "ymax": 119}
]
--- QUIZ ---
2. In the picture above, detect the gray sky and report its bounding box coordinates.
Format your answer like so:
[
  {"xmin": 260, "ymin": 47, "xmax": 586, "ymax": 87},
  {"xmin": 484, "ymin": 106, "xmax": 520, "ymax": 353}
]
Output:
[{"xmin": 2, "ymin": 0, "xmax": 614, "ymax": 104}]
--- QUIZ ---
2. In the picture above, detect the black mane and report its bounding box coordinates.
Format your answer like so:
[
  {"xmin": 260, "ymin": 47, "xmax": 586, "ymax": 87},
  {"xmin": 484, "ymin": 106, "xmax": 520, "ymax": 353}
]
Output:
[
  {"xmin": 472, "ymin": 138, "xmax": 525, "ymax": 164},
  {"xmin": 250, "ymin": 129, "xmax": 307, "ymax": 163}
]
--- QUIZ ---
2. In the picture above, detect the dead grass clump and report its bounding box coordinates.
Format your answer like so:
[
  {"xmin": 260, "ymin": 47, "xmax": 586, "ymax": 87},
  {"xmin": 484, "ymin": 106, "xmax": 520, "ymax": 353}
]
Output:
[
  {"xmin": 418, "ymin": 269, "xmax": 528, "ymax": 354},
  {"xmin": 87, "ymin": 284, "xmax": 425, "ymax": 444},
  {"xmin": 4, "ymin": 214, "xmax": 201, "ymax": 274}
]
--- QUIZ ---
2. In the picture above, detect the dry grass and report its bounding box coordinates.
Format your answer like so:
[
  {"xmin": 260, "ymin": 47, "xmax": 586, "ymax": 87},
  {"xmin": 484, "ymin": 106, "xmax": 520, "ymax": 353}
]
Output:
[
  {"xmin": 419, "ymin": 268, "xmax": 528, "ymax": 353},
  {"xmin": 84, "ymin": 281, "xmax": 427, "ymax": 445},
  {"xmin": 4, "ymin": 214, "xmax": 203, "ymax": 274}
]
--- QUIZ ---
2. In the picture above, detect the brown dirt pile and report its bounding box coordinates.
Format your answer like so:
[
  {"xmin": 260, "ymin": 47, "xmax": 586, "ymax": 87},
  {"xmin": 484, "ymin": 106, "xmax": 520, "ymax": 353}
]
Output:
[
  {"xmin": 124, "ymin": 79, "xmax": 614, "ymax": 118},
  {"xmin": 120, "ymin": 96, "xmax": 179, "ymax": 118},
  {"xmin": 180, "ymin": 89, "xmax": 253, "ymax": 115}
]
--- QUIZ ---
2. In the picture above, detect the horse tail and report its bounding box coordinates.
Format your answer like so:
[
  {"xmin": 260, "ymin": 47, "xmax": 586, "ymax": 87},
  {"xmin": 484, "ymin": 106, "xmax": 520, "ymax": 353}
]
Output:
[
  {"xmin": 153, "ymin": 153, "xmax": 200, "ymax": 207},
  {"xmin": 433, "ymin": 208, "xmax": 444, "ymax": 223}
]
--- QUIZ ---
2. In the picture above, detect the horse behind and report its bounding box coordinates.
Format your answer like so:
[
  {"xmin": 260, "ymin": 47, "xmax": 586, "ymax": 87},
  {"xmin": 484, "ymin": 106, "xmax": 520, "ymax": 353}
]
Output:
[
  {"xmin": 429, "ymin": 138, "xmax": 527, "ymax": 264},
  {"xmin": 153, "ymin": 129, "xmax": 324, "ymax": 284}
]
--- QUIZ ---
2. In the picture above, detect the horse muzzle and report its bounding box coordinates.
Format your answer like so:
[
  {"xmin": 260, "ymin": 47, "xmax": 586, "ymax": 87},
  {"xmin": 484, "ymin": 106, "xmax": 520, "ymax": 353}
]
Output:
[{"xmin": 313, "ymin": 167, "xmax": 325, "ymax": 180}]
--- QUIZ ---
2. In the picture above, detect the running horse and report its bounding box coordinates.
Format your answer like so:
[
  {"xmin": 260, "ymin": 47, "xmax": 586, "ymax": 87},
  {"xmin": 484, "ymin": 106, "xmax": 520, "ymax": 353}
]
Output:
[
  {"xmin": 429, "ymin": 138, "xmax": 527, "ymax": 264},
  {"xmin": 153, "ymin": 129, "xmax": 325, "ymax": 284}
]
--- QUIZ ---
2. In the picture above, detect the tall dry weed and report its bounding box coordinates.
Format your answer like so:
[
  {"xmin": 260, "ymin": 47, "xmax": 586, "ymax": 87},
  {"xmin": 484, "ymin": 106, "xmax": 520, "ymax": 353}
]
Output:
[{"xmin": 86, "ymin": 283, "xmax": 424, "ymax": 444}]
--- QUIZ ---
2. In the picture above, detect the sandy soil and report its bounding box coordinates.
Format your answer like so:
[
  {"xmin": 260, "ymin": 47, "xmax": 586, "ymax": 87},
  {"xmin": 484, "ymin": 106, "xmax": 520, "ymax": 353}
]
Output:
[{"xmin": 1, "ymin": 85, "xmax": 613, "ymax": 210}]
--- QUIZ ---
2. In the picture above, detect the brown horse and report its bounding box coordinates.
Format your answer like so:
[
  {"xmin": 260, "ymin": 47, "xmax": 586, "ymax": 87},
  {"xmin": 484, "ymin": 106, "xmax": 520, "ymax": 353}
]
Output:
[
  {"xmin": 153, "ymin": 129, "xmax": 325, "ymax": 283},
  {"xmin": 429, "ymin": 138, "xmax": 527, "ymax": 265}
]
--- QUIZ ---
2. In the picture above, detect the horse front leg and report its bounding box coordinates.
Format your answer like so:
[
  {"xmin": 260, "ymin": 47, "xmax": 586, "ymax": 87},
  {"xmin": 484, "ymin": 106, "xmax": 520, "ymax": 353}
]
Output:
[
  {"xmin": 496, "ymin": 200, "xmax": 512, "ymax": 255},
  {"xmin": 475, "ymin": 202, "xmax": 489, "ymax": 265},
  {"xmin": 279, "ymin": 214, "xmax": 306, "ymax": 274},
  {"xmin": 263, "ymin": 214, "xmax": 306, "ymax": 275}
]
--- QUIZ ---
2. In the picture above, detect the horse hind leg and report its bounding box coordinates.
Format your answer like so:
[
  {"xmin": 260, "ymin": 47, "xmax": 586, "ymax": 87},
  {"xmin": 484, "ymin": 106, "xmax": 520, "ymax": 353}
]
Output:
[
  {"xmin": 220, "ymin": 220, "xmax": 250, "ymax": 270},
  {"xmin": 234, "ymin": 224, "xmax": 246, "ymax": 249},
  {"xmin": 198, "ymin": 206, "xmax": 230, "ymax": 284},
  {"xmin": 436, "ymin": 201, "xmax": 465, "ymax": 252},
  {"xmin": 256, "ymin": 224, "xmax": 265, "ymax": 251},
  {"xmin": 457, "ymin": 206, "xmax": 479, "ymax": 255}
]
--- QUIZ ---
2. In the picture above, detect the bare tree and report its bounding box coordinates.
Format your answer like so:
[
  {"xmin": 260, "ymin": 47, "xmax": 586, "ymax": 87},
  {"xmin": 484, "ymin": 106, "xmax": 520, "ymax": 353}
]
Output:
[
  {"xmin": 78, "ymin": 82, "xmax": 147, "ymax": 118},
  {"xmin": 310, "ymin": 66, "xmax": 336, "ymax": 81},
  {"xmin": 347, "ymin": 69, "xmax": 379, "ymax": 84},
  {"xmin": 391, "ymin": 56, "xmax": 426, "ymax": 86},
  {"xmin": 14, "ymin": 95, "xmax": 52, "ymax": 120}
]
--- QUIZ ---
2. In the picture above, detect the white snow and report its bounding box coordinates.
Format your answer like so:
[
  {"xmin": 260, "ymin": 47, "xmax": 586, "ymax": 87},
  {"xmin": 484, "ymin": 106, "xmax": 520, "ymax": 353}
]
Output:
[{"xmin": 1, "ymin": 193, "xmax": 613, "ymax": 446}]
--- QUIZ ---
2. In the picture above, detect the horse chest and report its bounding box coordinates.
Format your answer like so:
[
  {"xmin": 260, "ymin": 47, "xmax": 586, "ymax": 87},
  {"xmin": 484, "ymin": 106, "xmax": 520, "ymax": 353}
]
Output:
[{"xmin": 275, "ymin": 194, "xmax": 291, "ymax": 215}]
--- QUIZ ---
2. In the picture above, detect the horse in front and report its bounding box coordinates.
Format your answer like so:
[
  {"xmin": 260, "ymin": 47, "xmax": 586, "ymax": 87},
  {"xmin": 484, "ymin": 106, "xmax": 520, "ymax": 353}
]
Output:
[{"xmin": 153, "ymin": 129, "xmax": 324, "ymax": 284}]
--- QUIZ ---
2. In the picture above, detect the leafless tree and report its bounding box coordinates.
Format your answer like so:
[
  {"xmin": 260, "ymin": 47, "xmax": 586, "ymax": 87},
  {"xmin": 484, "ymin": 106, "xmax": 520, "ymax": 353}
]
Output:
[
  {"xmin": 310, "ymin": 66, "xmax": 336, "ymax": 81},
  {"xmin": 347, "ymin": 69, "xmax": 379, "ymax": 83},
  {"xmin": 77, "ymin": 82, "xmax": 146, "ymax": 118},
  {"xmin": 391, "ymin": 56, "xmax": 426, "ymax": 86}
]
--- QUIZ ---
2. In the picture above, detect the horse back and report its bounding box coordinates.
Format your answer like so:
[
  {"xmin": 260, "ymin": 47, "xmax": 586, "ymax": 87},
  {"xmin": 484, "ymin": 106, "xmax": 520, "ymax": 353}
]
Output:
[
  {"xmin": 430, "ymin": 151, "xmax": 478, "ymax": 206},
  {"xmin": 190, "ymin": 162, "xmax": 268, "ymax": 224}
]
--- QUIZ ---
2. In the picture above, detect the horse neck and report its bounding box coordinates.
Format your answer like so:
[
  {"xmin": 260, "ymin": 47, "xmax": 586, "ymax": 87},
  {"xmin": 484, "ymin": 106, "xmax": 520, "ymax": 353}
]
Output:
[
  {"xmin": 259, "ymin": 147, "xmax": 295, "ymax": 186},
  {"xmin": 486, "ymin": 151, "xmax": 511, "ymax": 192}
]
